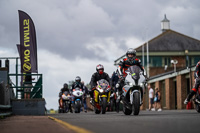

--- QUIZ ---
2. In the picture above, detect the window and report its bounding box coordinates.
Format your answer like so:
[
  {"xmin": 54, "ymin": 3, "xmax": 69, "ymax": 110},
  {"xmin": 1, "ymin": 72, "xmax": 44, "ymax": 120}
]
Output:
[
  {"xmin": 164, "ymin": 57, "xmax": 171, "ymax": 67},
  {"xmin": 149, "ymin": 56, "xmax": 162, "ymax": 67},
  {"xmin": 139, "ymin": 56, "xmax": 171, "ymax": 67},
  {"xmin": 189, "ymin": 56, "xmax": 200, "ymax": 66}
]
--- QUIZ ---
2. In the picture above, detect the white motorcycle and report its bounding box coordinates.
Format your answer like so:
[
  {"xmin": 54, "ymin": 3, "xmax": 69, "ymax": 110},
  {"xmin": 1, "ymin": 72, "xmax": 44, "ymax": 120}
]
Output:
[
  {"xmin": 117, "ymin": 65, "xmax": 147, "ymax": 115},
  {"xmin": 72, "ymin": 87, "xmax": 84, "ymax": 113}
]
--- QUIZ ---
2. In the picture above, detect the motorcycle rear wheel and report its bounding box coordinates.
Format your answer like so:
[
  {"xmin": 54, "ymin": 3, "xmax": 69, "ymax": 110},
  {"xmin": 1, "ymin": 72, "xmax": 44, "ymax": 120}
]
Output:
[{"xmin": 133, "ymin": 92, "xmax": 140, "ymax": 115}]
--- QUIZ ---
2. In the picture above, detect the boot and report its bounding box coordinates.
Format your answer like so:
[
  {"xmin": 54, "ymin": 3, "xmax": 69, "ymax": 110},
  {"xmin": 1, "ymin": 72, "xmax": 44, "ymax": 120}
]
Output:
[{"xmin": 184, "ymin": 90, "xmax": 196, "ymax": 104}]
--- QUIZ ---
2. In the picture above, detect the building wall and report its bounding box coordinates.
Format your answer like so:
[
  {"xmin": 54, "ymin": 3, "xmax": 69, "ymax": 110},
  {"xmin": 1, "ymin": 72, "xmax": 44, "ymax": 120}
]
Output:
[
  {"xmin": 176, "ymin": 74, "xmax": 187, "ymax": 109},
  {"xmin": 148, "ymin": 56, "xmax": 186, "ymax": 77},
  {"xmin": 171, "ymin": 56, "xmax": 186, "ymax": 68},
  {"xmin": 165, "ymin": 78, "xmax": 175, "ymax": 109},
  {"xmin": 142, "ymin": 70, "xmax": 195, "ymax": 110}
]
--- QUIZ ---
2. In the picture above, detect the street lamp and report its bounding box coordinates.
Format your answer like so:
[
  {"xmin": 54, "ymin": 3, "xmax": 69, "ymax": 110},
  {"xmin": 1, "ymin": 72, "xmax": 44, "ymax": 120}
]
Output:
[{"xmin": 171, "ymin": 59, "xmax": 178, "ymax": 72}]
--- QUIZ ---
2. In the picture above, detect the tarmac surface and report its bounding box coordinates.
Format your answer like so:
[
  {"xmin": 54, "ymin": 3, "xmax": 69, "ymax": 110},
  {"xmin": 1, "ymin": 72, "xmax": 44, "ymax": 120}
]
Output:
[
  {"xmin": 1, "ymin": 110, "xmax": 200, "ymax": 133},
  {"xmin": 0, "ymin": 115, "xmax": 76, "ymax": 133}
]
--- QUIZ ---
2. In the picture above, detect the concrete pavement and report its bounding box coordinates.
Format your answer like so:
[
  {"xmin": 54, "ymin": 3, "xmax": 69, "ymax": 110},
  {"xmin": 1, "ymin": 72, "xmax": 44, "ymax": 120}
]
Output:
[{"xmin": 0, "ymin": 115, "xmax": 77, "ymax": 133}]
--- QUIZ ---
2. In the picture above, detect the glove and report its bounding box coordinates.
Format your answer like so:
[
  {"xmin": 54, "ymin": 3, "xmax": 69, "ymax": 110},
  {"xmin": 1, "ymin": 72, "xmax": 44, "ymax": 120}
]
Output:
[{"xmin": 119, "ymin": 75, "xmax": 124, "ymax": 81}]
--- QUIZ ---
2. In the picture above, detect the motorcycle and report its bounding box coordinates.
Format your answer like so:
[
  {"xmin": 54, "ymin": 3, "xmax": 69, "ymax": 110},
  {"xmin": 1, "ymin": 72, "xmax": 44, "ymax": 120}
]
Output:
[
  {"xmin": 72, "ymin": 87, "xmax": 84, "ymax": 113},
  {"xmin": 59, "ymin": 91, "xmax": 72, "ymax": 113},
  {"xmin": 116, "ymin": 65, "xmax": 146, "ymax": 115},
  {"xmin": 194, "ymin": 86, "xmax": 200, "ymax": 113},
  {"xmin": 93, "ymin": 79, "xmax": 111, "ymax": 114}
]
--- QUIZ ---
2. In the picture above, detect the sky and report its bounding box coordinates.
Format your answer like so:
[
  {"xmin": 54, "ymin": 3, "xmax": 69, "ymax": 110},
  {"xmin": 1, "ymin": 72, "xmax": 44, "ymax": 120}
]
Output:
[{"xmin": 0, "ymin": 0, "xmax": 200, "ymax": 110}]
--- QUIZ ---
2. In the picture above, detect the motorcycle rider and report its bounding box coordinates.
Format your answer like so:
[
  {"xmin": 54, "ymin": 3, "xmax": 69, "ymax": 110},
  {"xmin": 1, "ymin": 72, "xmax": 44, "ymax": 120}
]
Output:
[
  {"xmin": 59, "ymin": 83, "xmax": 73, "ymax": 113},
  {"xmin": 71, "ymin": 76, "xmax": 84, "ymax": 90},
  {"xmin": 111, "ymin": 71, "xmax": 119, "ymax": 93},
  {"xmin": 184, "ymin": 61, "xmax": 200, "ymax": 104},
  {"xmin": 116, "ymin": 48, "xmax": 147, "ymax": 103},
  {"xmin": 89, "ymin": 64, "xmax": 111, "ymax": 104}
]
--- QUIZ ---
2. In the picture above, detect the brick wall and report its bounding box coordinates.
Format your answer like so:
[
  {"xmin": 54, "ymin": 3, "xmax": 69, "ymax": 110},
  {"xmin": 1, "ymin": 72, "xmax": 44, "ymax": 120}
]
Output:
[
  {"xmin": 165, "ymin": 78, "xmax": 175, "ymax": 109},
  {"xmin": 149, "ymin": 56, "xmax": 186, "ymax": 77},
  {"xmin": 149, "ymin": 67, "xmax": 174, "ymax": 77},
  {"xmin": 176, "ymin": 75, "xmax": 187, "ymax": 109},
  {"xmin": 155, "ymin": 81, "xmax": 163, "ymax": 107},
  {"xmin": 171, "ymin": 56, "xmax": 186, "ymax": 68}
]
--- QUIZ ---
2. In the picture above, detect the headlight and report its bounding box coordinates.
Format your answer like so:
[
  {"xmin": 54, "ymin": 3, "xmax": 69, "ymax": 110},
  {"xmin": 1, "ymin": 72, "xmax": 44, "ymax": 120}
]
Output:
[
  {"xmin": 129, "ymin": 82, "xmax": 133, "ymax": 86},
  {"xmin": 98, "ymin": 88, "xmax": 104, "ymax": 93},
  {"xmin": 139, "ymin": 83, "xmax": 144, "ymax": 88}
]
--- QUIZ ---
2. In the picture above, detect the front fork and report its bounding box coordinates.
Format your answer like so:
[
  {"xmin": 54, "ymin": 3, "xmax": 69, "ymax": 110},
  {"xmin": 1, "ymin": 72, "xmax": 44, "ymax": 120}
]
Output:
[
  {"xmin": 130, "ymin": 90, "xmax": 142, "ymax": 105},
  {"xmin": 94, "ymin": 90, "xmax": 111, "ymax": 103},
  {"xmin": 116, "ymin": 91, "xmax": 121, "ymax": 103}
]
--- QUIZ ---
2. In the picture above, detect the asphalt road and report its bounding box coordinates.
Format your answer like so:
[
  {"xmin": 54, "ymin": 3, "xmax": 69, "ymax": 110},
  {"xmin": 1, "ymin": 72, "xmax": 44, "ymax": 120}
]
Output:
[{"xmin": 50, "ymin": 110, "xmax": 200, "ymax": 133}]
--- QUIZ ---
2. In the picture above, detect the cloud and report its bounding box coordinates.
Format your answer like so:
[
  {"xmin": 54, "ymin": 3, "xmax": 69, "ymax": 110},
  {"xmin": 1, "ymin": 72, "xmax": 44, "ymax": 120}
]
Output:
[{"xmin": 38, "ymin": 49, "xmax": 116, "ymax": 109}]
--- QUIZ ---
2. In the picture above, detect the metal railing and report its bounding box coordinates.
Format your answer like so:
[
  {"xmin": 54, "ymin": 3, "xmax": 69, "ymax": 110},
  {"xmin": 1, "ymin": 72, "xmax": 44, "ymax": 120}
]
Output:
[{"xmin": 8, "ymin": 73, "xmax": 43, "ymax": 99}]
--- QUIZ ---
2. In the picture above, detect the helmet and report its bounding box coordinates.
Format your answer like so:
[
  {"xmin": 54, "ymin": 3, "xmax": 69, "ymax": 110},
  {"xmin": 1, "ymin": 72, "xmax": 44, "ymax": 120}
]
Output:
[
  {"xmin": 96, "ymin": 64, "xmax": 104, "ymax": 75},
  {"xmin": 75, "ymin": 76, "xmax": 81, "ymax": 83},
  {"xmin": 126, "ymin": 48, "xmax": 136, "ymax": 62},
  {"xmin": 63, "ymin": 83, "xmax": 68, "ymax": 88},
  {"xmin": 81, "ymin": 81, "xmax": 84, "ymax": 85}
]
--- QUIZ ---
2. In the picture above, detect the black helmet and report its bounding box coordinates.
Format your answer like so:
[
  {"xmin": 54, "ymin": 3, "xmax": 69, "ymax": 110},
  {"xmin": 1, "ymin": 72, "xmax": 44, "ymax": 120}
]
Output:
[
  {"xmin": 126, "ymin": 48, "xmax": 136, "ymax": 62},
  {"xmin": 75, "ymin": 76, "xmax": 81, "ymax": 83},
  {"xmin": 63, "ymin": 83, "xmax": 68, "ymax": 88}
]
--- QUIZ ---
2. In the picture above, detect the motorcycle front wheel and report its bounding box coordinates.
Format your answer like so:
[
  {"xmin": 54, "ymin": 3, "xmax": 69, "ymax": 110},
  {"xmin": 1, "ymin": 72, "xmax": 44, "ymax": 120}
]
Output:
[
  {"xmin": 132, "ymin": 92, "xmax": 140, "ymax": 115},
  {"xmin": 110, "ymin": 98, "xmax": 114, "ymax": 111},
  {"xmin": 75, "ymin": 100, "xmax": 81, "ymax": 113},
  {"xmin": 195, "ymin": 103, "xmax": 200, "ymax": 113},
  {"xmin": 116, "ymin": 101, "xmax": 120, "ymax": 113},
  {"xmin": 63, "ymin": 102, "xmax": 69, "ymax": 113},
  {"xmin": 95, "ymin": 107, "xmax": 101, "ymax": 114},
  {"xmin": 101, "ymin": 97, "xmax": 107, "ymax": 114}
]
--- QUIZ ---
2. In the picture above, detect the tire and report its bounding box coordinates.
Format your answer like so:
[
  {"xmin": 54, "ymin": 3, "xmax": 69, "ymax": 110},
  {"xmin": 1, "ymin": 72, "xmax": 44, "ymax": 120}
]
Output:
[
  {"xmin": 58, "ymin": 108, "xmax": 62, "ymax": 113},
  {"xmin": 195, "ymin": 104, "xmax": 200, "ymax": 113},
  {"xmin": 95, "ymin": 107, "xmax": 101, "ymax": 114},
  {"xmin": 133, "ymin": 92, "xmax": 140, "ymax": 115},
  {"xmin": 63, "ymin": 103, "xmax": 66, "ymax": 113},
  {"xmin": 110, "ymin": 99, "xmax": 114, "ymax": 111},
  {"xmin": 123, "ymin": 105, "xmax": 132, "ymax": 115},
  {"xmin": 102, "ymin": 97, "xmax": 107, "ymax": 114},
  {"xmin": 116, "ymin": 102, "xmax": 120, "ymax": 113},
  {"xmin": 75, "ymin": 100, "xmax": 81, "ymax": 113},
  {"xmin": 63, "ymin": 102, "xmax": 69, "ymax": 113}
]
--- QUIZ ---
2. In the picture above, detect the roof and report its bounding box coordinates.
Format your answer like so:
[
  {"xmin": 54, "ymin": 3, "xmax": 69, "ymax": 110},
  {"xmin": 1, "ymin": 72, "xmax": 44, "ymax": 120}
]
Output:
[{"xmin": 136, "ymin": 30, "xmax": 200, "ymax": 52}]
